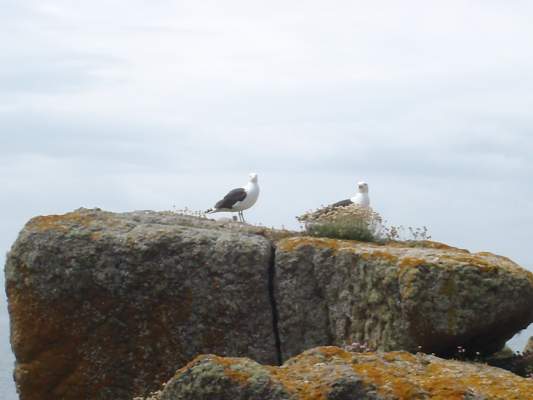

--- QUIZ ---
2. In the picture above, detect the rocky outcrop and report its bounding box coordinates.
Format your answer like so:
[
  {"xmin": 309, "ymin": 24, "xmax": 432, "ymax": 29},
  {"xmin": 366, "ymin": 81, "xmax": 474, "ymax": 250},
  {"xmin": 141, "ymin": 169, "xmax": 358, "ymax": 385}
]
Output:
[
  {"xmin": 275, "ymin": 237, "xmax": 533, "ymax": 359},
  {"xmin": 144, "ymin": 346, "xmax": 533, "ymax": 400},
  {"xmin": 525, "ymin": 336, "xmax": 533, "ymax": 354},
  {"xmin": 5, "ymin": 209, "xmax": 280, "ymax": 400},
  {"xmin": 5, "ymin": 209, "xmax": 533, "ymax": 399}
]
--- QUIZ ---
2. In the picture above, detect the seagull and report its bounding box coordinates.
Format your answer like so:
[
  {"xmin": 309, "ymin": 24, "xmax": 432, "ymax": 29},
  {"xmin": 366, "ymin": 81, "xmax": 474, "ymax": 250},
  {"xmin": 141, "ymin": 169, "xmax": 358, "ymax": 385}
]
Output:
[
  {"xmin": 330, "ymin": 181, "xmax": 370, "ymax": 208},
  {"xmin": 206, "ymin": 173, "xmax": 260, "ymax": 223},
  {"xmin": 296, "ymin": 180, "xmax": 371, "ymax": 224}
]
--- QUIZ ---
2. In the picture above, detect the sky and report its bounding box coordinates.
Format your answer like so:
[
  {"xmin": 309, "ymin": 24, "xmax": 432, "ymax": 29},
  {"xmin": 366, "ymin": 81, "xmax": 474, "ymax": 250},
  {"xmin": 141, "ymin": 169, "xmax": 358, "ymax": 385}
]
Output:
[{"xmin": 1, "ymin": 1, "xmax": 533, "ymax": 396}]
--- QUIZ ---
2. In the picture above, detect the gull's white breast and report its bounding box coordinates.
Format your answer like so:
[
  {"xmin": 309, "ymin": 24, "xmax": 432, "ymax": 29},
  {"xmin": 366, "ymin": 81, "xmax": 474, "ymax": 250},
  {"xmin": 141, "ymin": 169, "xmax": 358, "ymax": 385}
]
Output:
[
  {"xmin": 351, "ymin": 192, "xmax": 370, "ymax": 208},
  {"xmin": 232, "ymin": 183, "xmax": 260, "ymax": 211}
]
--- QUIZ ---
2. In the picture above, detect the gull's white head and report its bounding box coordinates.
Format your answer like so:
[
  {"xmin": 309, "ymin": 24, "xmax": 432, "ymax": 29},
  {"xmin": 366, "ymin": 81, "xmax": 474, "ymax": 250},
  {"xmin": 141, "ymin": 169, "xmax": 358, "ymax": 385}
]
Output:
[
  {"xmin": 249, "ymin": 172, "xmax": 258, "ymax": 183},
  {"xmin": 357, "ymin": 181, "xmax": 369, "ymax": 193}
]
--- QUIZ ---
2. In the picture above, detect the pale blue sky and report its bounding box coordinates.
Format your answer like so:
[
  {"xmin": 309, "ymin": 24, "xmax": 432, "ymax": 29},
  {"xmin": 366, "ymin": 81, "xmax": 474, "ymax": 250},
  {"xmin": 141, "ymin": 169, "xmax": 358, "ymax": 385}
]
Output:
[{"xmin": 1, "ymin": 2, "xmax": 533, "ymax": 396}]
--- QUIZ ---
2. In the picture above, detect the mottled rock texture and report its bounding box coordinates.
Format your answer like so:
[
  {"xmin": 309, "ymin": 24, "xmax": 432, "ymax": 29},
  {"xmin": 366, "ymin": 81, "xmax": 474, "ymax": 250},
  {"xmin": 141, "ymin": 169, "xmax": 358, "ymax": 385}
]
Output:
[
  {"xmin": 275, "ymin": 237, "xmax": 533, "ymax": 359},
  {"xmin": 146, "ymin": 346, "xmax": 533, "ymax": 400},
  {"xmin": 6, "ymin": 210, "xmax": 533, "ymax": 399},
  {"xmin": 5, "ymin": 209, "xmax": 279, "ymax": 400}
]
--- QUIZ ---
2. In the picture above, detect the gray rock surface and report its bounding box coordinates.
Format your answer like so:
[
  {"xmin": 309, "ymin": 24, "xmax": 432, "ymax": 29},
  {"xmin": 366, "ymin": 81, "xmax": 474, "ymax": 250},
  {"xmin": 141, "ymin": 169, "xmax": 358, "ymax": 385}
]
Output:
[
  {"xmin": 5, "ymin": 209, "xmax": 278, "ymax": 400},
  {"xmin": 275, "ymin": 237, "xmax": 533, "ymax": 359}
]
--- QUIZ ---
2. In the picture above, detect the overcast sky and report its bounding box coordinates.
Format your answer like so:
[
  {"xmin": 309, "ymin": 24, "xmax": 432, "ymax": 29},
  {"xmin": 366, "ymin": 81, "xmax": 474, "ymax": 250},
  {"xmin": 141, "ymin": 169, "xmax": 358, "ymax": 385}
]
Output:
[{"xmin": 1, "ymin": 1, "xmax": 533, "ymax": 379}]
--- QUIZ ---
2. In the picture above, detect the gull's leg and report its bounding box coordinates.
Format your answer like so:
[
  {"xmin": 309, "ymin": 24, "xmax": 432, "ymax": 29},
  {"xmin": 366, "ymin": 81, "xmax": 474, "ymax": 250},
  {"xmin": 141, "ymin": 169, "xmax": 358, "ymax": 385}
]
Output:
[{"xmin": 241, "ymin": 211, "xmax": 246, "ymax": 224}]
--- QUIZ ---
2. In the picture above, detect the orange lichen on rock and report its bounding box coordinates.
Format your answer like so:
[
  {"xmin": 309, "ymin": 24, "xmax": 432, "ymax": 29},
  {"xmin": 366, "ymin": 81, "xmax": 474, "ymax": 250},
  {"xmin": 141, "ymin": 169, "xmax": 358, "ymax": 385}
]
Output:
[
  {"xmin": 277, "ymin": 237, "xmax": 345, "ymax": 253},
  {"xmin": 347, "ymin": 351, "xmax": 533, "ymax": 400},
  {"xmin": 212, "ymin": 356, "xmax": 256, "ymax": 385},
  {"xmin": 154, "ymin": 347, "xmax": 533, "ymax": 400},
  {"xmin": 303, "ymin": 349, "xmax": 533, "ymax": 400},
  {"xmin": 409, "ymin": 240, "xmax": 461, "ymax": 250},
  {"xmin": 277, "ymin": 233, "xmax": 533, "ymax": 358},
  {"xmin": 359, "ymin": 250, "xmax": 399, "ymax": 264},
  {"xmin": 398, "ymin": 256, "xmax": 427, "ymax": 269},
  {"xmin": 279, "ymin": 236, "xmax": 533, "ymax": 281},
  {"xmin": 436, "ymin": 252, "xmax": 533, "ymax": 283},
  {"xmin": 437, "ymin": 253, "xmax": 493, "ymax": 269},
  {"xmin": 278, "ymin": 237, "xmax": 398, "ymax": 259},
  {"xmin": 27, "ymin": 211, "xmax": 97, "ymax": 232},
  {"xmin": 385, "ymin": 240, "xmax": 465, "ymax": 252},
  {"xmin": 7, "ymin": 284, "xmax": 84, "ymax": 398},
  {"xmin": 7, "ymin": 209, "xmax": 280, "ymax": 400},
  {"xmin": 266, "ymin": 347, "xmax": 352, "ymax": 400}
]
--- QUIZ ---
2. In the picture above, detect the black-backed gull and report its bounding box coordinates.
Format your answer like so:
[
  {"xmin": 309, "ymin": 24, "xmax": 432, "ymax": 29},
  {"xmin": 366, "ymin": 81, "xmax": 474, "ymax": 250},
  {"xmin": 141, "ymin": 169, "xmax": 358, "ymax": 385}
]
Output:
[
  {"xmin": 206, "ymin": 173, "xmax": 260, "ymax": 223},
  {"xmin": 330, "ymin": 181, "xmax": 370, "ymax": 208}
]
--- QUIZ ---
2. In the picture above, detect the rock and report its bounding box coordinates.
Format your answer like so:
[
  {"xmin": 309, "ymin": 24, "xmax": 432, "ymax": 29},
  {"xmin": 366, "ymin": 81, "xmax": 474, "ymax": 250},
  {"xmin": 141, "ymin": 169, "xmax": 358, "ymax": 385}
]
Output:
[
  {"xmin": 7, "ymin": 210, "xmax": 533, "ymax": 399},
  {"xmin": 275, "ymin": 237, "xmax": 533, "ymax": 359},
  {"xmin": 525, "ymin": 336, "xmax": 533, "ymax": 354},
  {"xmin": 146, "ymin": 346, "xmax": 533, "ymax": 400},
  {"xmin": 5, "ymin": 209, "xmax": 279, "ymax": 400},
  {"xmin": 521, "ymin": 337, "xmax": 533, "ymax": 378},
  {"xmin": 492, "ymin": 345, "xmax": 516, "ymax": 359}
]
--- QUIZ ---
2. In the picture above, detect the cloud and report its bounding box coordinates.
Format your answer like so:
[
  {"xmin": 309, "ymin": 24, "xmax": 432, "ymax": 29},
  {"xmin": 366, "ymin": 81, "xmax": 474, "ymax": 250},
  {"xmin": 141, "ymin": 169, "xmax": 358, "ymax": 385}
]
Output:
[
  {"xmin": 0, "ymin": 54, "xmax": 121, "ymax": 95},
  {"xmin": 1, "ymin": 1, "xmax": 533, "ymax": 363}
]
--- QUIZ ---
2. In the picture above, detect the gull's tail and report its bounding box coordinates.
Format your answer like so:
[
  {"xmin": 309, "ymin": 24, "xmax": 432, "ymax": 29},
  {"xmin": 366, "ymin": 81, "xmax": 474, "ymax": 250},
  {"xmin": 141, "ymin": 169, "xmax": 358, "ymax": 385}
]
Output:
[{"xmin": 205, "ymin": 208, "xmax": 217, "ymax": 214}]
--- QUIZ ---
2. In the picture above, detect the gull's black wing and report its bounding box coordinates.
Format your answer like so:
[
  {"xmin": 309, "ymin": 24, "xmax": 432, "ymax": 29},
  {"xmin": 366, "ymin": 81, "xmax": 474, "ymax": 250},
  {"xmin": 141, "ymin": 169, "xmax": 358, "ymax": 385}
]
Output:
[
  {"xmin": 214, "ymin": 188, "xmax": 247, "ymax": 209},
  {"xmin": 330, "ymin": 199, "xmax": 353, "ymax": 208}
]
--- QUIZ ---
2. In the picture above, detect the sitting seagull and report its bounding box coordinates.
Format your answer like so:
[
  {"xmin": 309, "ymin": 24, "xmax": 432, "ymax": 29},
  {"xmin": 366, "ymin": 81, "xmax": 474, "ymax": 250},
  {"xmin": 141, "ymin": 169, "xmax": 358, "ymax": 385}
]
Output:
[
  {"xmin": 296, "ymin": 180, "xmax": 371, "ymax": 224},
  {"xmin": 330, "ymin": 181, "xmax": 370, "ymax": 208},
  {"xmin": 206, "ymin": 173, "xmax": 260, "ymax": 223}
]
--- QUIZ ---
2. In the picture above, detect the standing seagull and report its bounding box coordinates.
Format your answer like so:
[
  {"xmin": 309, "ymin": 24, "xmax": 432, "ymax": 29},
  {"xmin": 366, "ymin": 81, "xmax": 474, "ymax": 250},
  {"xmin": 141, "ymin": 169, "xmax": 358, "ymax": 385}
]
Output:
[
  {"xmin": 206, "ymin": 173, "xmax": 260, "ymax": 223},
  {"xmin": 330, "ymin": 181, "xmax": 370, "ymax": 208}
]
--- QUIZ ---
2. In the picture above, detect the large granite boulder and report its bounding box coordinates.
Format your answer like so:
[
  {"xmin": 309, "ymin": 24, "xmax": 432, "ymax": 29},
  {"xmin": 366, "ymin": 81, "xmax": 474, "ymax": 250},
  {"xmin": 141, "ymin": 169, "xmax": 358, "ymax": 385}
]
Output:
[
  {"xmin": 146, "ymin": 346, "xmax": 533, "ymax": 400},
  {"xmin": 6, "ymin": 210, "xmax": 533, "ymax": 399},
  {"xmin": 275, "ymin": 237, "xmax": 533, "ymax": 359},
  {"xmin": 5, "ymin": 209, "xmax": 278, "ymax": 400}
]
